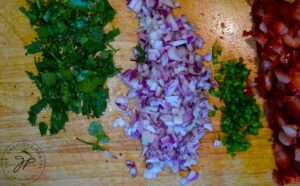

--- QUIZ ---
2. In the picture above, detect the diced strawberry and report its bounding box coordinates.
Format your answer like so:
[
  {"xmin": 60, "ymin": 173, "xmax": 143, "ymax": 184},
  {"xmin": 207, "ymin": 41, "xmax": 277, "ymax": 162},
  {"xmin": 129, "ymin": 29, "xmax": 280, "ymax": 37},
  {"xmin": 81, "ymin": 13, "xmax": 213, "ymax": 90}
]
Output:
[
  {"xmin": 245, "ymin": 80, "xmax": 259, "ymax": 96},
  {"xmin": 280, "ymin": 51, "xmax": 292, "ymax": 66},
  {"xmin": 288, "ymin": 70, "xmax": 300, "ymax": 96},
  {"xmin": 253, "ymin": 32, "xmax": 269, "ymax": 47},
  {"xmin": 284, "ymin": 176, "xmax": 300, "ymax": 185},
  {"xmin": 274, "ymin": 69, "xmax": 291, "ymax": 84},
  {"xmin": 259, "ymin": 22, "xmax": 268, "ymax": 33},
  {"xmin": 248, "ymin": 0, "xmax": 256, "ymax": 6},
  {"xmin": 291, "ymin": 0, "xmax": 300, "ymax": 21},
  {"xmin": 286, "ymin": 97, "xmax": 300, "ymax": 120},
  {"xmin": 265, "ymin": 71, "xmax": 274, "ymax": 91},
  {"xmin": 273, "ymin": 142, "xmax": 291, "ymax": 169},
  {"xmin": 295, "ymin": 146, "xmax": 300, "ymax": 169},
  {"xmin": 273, "ymin": 169, "xmax": 284, "ymax": 186},
  {"xmin": 273, "ymin": 22, "xmax": 289, "ymax": 35},
  {"xmin": 283, "ymin": 34, "xmax": 300, "ymax": 49},
  {"xmin": 282, "ymin": 168, "xmax": 299, "ymax": 184},
  {"xmin": 282, "ymin": 124, "xmax": 298, "ymax": 137},
  {"xmin": 295, "ymin": 146, "xmax": 300, "ymax": 162},
  {"xmin": 255, "ymin": 74, "xmax": 268, "ymax": 97},
  {"xmin": 262, "ymin": 12, "xmax": 275, "ymax": 25},
  {"xmin": 249, "ymin": 1, "xmax": 300, "ymax": 184},
  {"xmin": 269, "ymin": 42, "xmax": 284, "ymax": 55},
  {"xmin": 278, "ymin": 130, "xmax": 296, "ymax": 146},
  {"xmin": 275, "ymin": 112, "xmax": 287, "ymax": 128},
  {"xmin": 243, "ymin": 30, "xmax": 252, "ymax": 37}
]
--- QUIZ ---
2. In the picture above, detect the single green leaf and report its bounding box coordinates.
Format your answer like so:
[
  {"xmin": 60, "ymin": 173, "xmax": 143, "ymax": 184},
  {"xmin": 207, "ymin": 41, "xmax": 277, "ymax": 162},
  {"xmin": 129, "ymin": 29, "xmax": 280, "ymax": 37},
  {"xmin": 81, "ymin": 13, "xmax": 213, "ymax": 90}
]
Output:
[
  {"xmin": 50, "ymin": 107, "xmax": 68, "ymax": 135},
  {"xmin": 28, "ymin": 99, "xmax": 47, "ymax": 126},
  {"xmin": 135, "ymin": 43, "xmax": 146, "ymax": 63},
  {"xmin": 88, "ymin": 122, "xmax": 110, "ymax": 143},
  {"xmin": 19, "ymin": 7, "xmax": 37, "ymax": 25},
  {"xmin": 25, "ymin": 42, "xmax": 42, "ymax": 54},
  {"xmin": 39, "ymin": 122, "xmax": 48, "ymax": 136},
  {"xmin": 106, "ymin": 28, "xmax": 120, "ymax": 41}
]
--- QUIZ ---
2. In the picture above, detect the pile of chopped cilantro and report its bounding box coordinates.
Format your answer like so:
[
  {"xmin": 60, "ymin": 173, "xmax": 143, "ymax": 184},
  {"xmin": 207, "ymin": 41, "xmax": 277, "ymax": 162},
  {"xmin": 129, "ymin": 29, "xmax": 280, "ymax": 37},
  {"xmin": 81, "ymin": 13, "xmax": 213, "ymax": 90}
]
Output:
[
  {"xmin": 210, "ymin": 42, "xmax": 263, "ymax": 156},
  {"xmin": 21, "ymin": 0, "xmax": 120, "ymax": 135}
]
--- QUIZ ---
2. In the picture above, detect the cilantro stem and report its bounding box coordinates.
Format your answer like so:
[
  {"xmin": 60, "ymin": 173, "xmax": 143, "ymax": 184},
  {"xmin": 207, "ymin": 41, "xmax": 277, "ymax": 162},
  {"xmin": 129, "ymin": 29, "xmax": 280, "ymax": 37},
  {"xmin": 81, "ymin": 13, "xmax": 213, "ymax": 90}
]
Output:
[
  {"xmin": 76, "ymin": 137, "xmax": 104, "ymax": 151},
  {"xmin": 76, "ymin": 137, "xmax": 96, "ymax": 146},
  {"xmin": 107, "ymin": 43, "xmax": 119, "ymax": 53}
]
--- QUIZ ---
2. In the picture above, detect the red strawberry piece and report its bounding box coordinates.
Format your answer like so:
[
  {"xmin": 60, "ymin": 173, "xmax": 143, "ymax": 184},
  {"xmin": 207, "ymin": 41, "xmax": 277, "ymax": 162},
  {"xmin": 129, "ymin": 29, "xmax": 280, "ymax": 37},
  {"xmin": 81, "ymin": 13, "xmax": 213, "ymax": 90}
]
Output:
[
  {"xmin": 248, "ymin": 0, "xmax": 256, "ymax": 6},
  {"xmin": 253, "ymin": 31, "xmax": 269, "ymax": 47},
  {"xmin": 289, "ymin": 70, "xmax": 300, "ymax": 96},
  {"xmin": 286, "ymin": 97, "xmax": 300, "ymax": 120},
  {"xmin": 255, "ymin": 74, "xmax": 268, "ymax": 97},
  {"xmin": 273, "ymin": 22, "xmax": 289, "ymax": 35},
  {"xmin": 291, "ymin": 0, "xmax": 300, "ymax": 21},
  {"xmin": 274, "ymin": 69, "xmax": 291, "ymax": 84},
  {"xmin": 273, "ymin": 169, "xmax": 284, "ymax": 186},
  {"xmin": 283, "ymin": 34, "xmax": 300, "ymax": 49},
  {"xmin": 278, "ymin": 130, "xmax": 296, "ymax": 146},
  {"xmin": 273, "ymin": 142, "xmax": 291, "ymax": 169}
]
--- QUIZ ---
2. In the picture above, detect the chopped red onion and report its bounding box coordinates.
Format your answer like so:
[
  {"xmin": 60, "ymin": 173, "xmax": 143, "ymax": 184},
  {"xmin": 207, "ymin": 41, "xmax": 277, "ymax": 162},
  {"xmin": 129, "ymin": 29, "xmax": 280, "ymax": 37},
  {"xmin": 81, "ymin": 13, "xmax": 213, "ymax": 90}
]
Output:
[
  {"xmin": 128, "ymin": 167, "xmax": 138, "ymax": 177},
  {"xmin": 126, "ymin": 160, "xmax": 136, "ymax": 168},
  {"xmin": 115, "ymin": 96, "xmax": 129, "ymax": 111},
  {"xmin": 180, "ymin": 170, "xmax": 199, "ymax": 185},
  {"xmin": 125, "ymin": 160, "xmax": 138, "ymax": 177},
  {"xmin": 213, "ymin": 140, "xmax": 222, "ymax": 147},
  {"xmin": 118, "ymin": 0, "xmax": 213, "ymax": 184},
  {"xmin": 113, "ymin": 118, "xmax": 128, "ymax": 128},
  {"xmin": 103, "ymin": 150, "xmax": 117, "ymax": 160}
]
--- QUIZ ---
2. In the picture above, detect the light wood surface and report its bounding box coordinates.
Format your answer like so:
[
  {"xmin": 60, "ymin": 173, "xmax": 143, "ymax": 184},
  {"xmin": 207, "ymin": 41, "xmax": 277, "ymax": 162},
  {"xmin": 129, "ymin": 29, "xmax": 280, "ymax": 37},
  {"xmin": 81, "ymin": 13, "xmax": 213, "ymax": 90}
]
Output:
[{"xmin": 0, "ymin": 0, "xmax": 278, "ymax": 185}]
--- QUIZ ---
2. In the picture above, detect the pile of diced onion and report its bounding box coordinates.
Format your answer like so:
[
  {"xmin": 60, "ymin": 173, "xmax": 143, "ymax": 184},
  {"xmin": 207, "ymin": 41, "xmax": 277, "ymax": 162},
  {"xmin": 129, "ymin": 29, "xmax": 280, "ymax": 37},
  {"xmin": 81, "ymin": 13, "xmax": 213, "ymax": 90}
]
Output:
[{"xmin": 114, "ymin": 0, "xmax": 214, "ymax": 184}]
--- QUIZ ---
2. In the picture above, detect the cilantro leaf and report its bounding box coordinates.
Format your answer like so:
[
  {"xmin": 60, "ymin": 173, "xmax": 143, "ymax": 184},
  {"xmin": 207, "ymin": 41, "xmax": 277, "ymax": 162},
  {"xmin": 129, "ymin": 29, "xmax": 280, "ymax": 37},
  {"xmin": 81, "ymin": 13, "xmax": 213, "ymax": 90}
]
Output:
[
  {"xmin": 88, "ymin": 122, "xmax": 110, "ymax": 143},
  {"xmin": 28, "ymin": 99, "xmax": 47, "ymax": 126},
  {"xmin": 135, "ymin": 43, "xmax": 146, "ymax": 63},
  {"xmin": 39, "ymin": 122, "xmax": 48, "ymax": 136}
]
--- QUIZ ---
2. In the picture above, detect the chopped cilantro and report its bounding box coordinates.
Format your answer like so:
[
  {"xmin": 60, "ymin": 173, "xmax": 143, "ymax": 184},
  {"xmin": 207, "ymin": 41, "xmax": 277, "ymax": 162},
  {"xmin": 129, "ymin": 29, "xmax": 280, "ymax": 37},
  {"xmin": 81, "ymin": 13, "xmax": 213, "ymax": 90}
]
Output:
[{"xmin": 21, "ymin": 0, "xmax": 120, "ymax": 135}]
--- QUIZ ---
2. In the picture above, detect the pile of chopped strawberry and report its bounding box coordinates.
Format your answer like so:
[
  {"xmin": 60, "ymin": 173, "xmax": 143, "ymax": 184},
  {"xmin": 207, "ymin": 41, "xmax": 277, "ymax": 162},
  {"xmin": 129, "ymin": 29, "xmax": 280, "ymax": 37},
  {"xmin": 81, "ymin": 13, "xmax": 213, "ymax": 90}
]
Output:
[{"xmin": 246, "ymin": 0, "xmax": 300, "ymax": 185}]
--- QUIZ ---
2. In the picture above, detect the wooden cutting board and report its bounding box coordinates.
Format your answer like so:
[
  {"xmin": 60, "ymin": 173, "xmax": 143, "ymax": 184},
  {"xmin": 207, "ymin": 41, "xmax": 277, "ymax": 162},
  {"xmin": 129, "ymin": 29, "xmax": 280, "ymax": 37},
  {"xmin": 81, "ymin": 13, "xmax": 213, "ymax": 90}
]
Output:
[{"xmin": 0, "ymin": 0, "xmax": 279, "ymax": 185}]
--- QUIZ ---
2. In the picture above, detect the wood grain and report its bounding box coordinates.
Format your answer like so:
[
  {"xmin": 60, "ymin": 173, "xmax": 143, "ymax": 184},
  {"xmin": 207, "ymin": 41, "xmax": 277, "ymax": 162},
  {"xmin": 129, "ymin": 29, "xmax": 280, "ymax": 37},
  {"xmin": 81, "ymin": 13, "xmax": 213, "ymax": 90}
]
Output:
[{"xmin": 0, "ymin": 0, "xmax": 279, "ymax": 186}]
